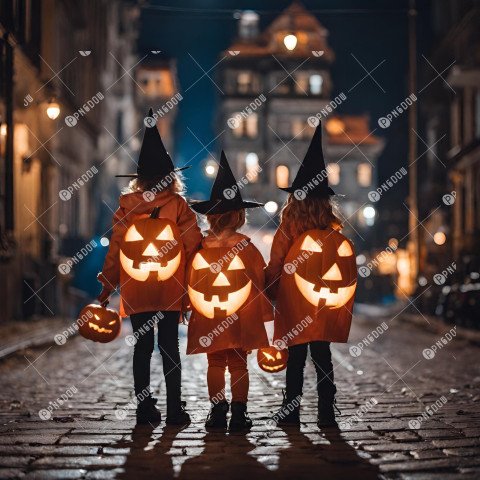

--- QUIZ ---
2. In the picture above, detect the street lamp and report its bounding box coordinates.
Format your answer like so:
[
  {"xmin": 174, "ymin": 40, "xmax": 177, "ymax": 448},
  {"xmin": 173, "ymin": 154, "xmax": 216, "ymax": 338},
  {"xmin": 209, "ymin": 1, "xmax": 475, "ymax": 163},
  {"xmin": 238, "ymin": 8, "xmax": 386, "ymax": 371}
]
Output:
[
  {"xmin": 204, "ymin": 159, "xmax": 217, "ymax": 177},
  {"xmin": 46, "ymin": 100, "xmax": 60, "ymax": 120},
  {"xmin": 264, "ymin": 201, "xmax": 278, "ymax": 214},
  {"xmin": 283, "ymin": 33, "xmax": 297, "ymax": 51}
]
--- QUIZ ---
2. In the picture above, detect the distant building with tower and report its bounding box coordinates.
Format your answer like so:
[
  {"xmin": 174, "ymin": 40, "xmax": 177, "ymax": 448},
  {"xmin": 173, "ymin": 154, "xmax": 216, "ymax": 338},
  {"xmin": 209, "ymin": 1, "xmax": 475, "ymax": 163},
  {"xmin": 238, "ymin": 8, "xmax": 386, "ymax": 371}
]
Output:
[{"xmin": 217, "ymin": 2, "xmax": 384, "ymax": 242}]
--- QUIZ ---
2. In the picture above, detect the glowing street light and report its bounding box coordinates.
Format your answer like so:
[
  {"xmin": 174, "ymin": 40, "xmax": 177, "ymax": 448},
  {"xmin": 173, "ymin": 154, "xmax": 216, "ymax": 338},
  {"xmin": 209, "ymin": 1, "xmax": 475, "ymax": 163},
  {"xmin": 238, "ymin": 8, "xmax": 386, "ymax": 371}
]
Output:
[
  {"xmin": 283, "ymin": 33, "xmax": 297, "ymax": 51},
  {"xmin": 433, "ymin": 231, "xmax": 446, "ymax": 245},
  {"xmin": 204, "ymin": 159, "xmax": 217, "ymax": 177},
  {"xmin": 264, "ymin": 201, "xmax": 278, "ymax": 214},
  {"xmin": 46, "ymin": 100, "xmax": 60, "ymax": 120}
]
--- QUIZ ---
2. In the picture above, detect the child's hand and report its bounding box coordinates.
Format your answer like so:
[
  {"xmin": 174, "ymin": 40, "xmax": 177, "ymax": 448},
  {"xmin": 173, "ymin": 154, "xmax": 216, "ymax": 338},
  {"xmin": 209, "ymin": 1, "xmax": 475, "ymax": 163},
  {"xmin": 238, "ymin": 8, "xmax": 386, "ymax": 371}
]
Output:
[{"xmin": 97, "ymin": 288, "xmax": 112, "ymax": 306}]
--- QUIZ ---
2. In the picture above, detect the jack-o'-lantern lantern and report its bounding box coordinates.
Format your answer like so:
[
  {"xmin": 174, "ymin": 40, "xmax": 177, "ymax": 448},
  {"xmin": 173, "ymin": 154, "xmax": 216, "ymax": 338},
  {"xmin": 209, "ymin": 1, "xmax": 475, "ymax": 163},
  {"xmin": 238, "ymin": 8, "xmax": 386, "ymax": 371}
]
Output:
[
  {"xmin": 257, "ymin": 347, "xmax": 288, "ymax": 373},
  {"xmin": 187, "ymin": 249, "xmax": 252, "ymax": 319},
  {"xmin": 78, "ymin": 304, "xmax": 121, "ymax": 343},
  {"xmin": 120, "ymin": 207, "xmax": 182, "ymax": 283},
  {"xmin": 293, "ymin": 230, "xmax": 356, "ymax": 309}
]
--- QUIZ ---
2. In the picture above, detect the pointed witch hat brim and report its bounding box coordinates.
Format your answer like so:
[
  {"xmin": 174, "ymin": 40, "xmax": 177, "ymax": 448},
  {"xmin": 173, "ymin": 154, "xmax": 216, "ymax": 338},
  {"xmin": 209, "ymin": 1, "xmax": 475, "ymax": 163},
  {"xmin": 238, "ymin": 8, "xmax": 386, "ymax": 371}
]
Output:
[
  {"xmin": 279, "ymin": 121, "xmax": 336, "ymax": 198},
  {"xmin": 115, "ymin": 108, "xmax": 190, "ymax": 178},
  {"xmin": 190, "ymin": 150, "xmax": 263, "ymax": 215}
]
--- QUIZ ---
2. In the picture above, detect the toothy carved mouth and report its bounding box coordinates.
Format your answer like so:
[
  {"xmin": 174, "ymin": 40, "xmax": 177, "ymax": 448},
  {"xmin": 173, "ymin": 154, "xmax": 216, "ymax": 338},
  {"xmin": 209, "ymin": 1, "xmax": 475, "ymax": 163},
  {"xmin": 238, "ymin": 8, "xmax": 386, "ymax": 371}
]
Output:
[
  {"xmin": 294, "ymin": 273, "xmax": 356, "ymax": 309},
  {"xmin": 120, "ymin": 250, "xmax": 181, "ymax": 281},
  {"xmin": 88, "ymin": 322, "xmax": 113, "ymax": 334},
  {"xmin": 188, "ymin": 281, "xmax": 252, "ymax": 319}
]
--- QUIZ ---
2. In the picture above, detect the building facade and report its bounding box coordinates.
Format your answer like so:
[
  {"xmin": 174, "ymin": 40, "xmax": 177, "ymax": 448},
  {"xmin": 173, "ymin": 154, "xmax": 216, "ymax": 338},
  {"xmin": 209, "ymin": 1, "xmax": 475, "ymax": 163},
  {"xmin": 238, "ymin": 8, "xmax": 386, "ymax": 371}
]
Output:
[
  {"xmin": 217, "ymin": 3, "xmax": 384, "ymax": 243},
  {"xmin": 0, "ymin": 0, "xmax": 139, "ymax": 321}
]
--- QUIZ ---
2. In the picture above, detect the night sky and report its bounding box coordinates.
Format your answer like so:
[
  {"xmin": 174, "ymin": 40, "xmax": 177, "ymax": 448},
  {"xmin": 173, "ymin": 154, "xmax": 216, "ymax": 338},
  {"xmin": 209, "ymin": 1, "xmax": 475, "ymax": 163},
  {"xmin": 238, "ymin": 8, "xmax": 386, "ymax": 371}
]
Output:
[{"xmin": 138, "ymin": 0, "xmax": 432, "ymax": 200}]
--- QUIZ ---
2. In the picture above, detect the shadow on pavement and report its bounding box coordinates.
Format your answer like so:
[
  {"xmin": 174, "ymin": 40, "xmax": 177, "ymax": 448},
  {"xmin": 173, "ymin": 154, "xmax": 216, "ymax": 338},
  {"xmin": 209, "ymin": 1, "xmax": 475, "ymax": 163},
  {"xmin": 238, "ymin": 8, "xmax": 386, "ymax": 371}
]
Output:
[
  {"xmin": 114, "ymin": 423, "xmax": 380, "ymax": 480},
  {"xmin": 273, "ymin": 424, "xmax": 381, "ymax": 479}
]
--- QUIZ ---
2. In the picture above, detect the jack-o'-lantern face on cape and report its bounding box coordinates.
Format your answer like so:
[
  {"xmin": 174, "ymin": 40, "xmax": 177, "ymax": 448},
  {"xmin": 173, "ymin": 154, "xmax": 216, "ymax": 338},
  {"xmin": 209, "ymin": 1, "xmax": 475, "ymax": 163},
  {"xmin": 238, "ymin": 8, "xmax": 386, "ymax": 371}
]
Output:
[
  {"xmin": 188, "ymin": 248, "xmax": 252, "ymax": 319},
  {"xmin": 291, "ymin": 230, "xmax": 357, "ymax": 309},
  {"xmin": 78, "ymin": 304, "xmax": 121, "ymax": 343},
  {"xmin": 120, "ymin": 215, "xmax": 182, "ymax": 282}
]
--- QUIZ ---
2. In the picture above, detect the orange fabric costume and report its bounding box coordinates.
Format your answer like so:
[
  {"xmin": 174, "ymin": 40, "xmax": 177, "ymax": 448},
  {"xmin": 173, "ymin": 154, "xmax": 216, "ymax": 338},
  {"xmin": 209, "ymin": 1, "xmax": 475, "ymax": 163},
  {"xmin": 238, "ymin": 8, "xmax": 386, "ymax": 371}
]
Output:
[
  {"xmin": 98, "ymin": 191, "xmax": 202, "ymax": 317},
  {"xmin": 266, "ymin": 222, "xmax": 356, "ymax": 346},
  {"xmin": 186, "ymin": 231, "xmax": 271, "ymax": 355}
]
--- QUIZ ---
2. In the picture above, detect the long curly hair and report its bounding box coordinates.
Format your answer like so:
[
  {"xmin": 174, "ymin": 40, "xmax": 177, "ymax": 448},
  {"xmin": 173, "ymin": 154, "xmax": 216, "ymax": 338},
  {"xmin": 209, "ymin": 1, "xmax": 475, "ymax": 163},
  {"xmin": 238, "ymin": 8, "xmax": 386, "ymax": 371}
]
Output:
[
  {"xmin": 123, "ymin": 172, "xmax": 185, "ymax": 196},
  {"xmin": 281, "ymin": 194, "xmax": 343, "ymax": 237}
]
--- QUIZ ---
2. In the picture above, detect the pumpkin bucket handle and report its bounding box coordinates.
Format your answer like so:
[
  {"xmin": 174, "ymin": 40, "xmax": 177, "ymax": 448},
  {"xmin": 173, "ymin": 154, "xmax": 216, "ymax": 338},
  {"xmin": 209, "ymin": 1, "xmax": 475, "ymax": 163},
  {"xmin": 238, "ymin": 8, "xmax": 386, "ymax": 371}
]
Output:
[
  {"xmin": 101, "ymin": 300, "xmax": 109, "ymax": 308},
  {"xmin": 150, "ymin": 206, "xmax": 160, "ymax": 219}
]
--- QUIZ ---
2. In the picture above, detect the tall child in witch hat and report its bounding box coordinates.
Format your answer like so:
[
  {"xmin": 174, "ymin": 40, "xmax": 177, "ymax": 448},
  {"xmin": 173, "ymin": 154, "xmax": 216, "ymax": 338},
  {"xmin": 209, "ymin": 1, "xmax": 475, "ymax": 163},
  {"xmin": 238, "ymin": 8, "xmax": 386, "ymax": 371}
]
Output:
[
  {"xmin": 266, "ymin": 122, "xmax": 357, "ymax": 427},
  {"xmin": 186, "ymin": 151, "xmax": 271, "ymax": 432},
  {"xmin": 97, "ymin": 109, "xmax": 202, "ymax": 425}
]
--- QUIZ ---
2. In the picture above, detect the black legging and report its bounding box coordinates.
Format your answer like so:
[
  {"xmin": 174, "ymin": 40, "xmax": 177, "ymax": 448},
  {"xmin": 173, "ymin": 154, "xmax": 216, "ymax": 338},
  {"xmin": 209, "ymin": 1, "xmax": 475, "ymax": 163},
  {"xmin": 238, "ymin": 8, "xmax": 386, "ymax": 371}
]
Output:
[
  {"xmin": 286, "ymin": 341, "xmax": 336, "ymax": 402},
  {"xmin": 130, "ymin": 311, "xmax": 181, "ymax": 410}
]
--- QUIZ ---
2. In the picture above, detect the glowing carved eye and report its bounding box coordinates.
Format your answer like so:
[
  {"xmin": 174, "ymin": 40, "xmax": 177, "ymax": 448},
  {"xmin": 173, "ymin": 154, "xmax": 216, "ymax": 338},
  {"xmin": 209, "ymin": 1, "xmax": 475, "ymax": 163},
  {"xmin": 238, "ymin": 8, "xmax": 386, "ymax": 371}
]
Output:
[
  {"xmin": 94, "ymin": 314, "xmax": 100, "ymax": 320},
  {"xmin": 108, "ymin": 320, "xmax": 116, "ymax": 325},
  {"xmin": 276, "ymin": 352, "xmax": 282, "ymax": 360},
  {"xmin": 263, "ymin": 351, "xmax": 275, "ymax": 361},
  {"xmin": 192, "ymin": 253, "xmax": 210, "ymax": 270},
  {"xmin": 322, "ymin": 263, "xmax": 342, "ymax": 281},
  {"xmin": 157, "ymin": 224, "xmax": 174, "ymax": 240},
  {"xmin": 125, "ymin": 225, "xmax": 143, "ymax": 242},
  {"xmin": 300, "ymin": 235, "xmax": 322, "ymax": 252},
  {"xmin": 337, "ymin": 240, "xmax": 353, "ymax": 256},
  {"xmin": 227, "ymin": 255, "xmax": 245, "ymax": 270}
]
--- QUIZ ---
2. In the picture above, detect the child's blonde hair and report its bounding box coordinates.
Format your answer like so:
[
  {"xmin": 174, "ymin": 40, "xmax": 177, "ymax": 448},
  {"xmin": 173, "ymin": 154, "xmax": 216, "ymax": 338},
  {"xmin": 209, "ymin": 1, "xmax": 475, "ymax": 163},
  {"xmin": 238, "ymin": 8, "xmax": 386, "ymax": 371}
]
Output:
[
  {"xmin": 281, "ymin": 195, "xmax": 342, "ymax": 237},
  {"xmin": 206, "ymin": 209, "xmax": 246, "ymax": 236},
  {"xmin": 123, "ymin": 172, "xmax": 185, "ymax": 196}
]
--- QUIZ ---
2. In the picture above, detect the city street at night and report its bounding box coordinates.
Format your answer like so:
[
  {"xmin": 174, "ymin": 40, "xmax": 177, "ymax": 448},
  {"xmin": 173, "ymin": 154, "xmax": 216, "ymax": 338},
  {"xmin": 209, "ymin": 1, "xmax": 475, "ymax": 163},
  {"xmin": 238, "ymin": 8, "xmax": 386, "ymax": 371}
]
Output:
[
  {"xmin": 1, "ymin": 1, "xmax": 479, "ymax": 479},
  {"xmin": 0, "ymin": 308, "xmax": 479, "ymax": 479}
]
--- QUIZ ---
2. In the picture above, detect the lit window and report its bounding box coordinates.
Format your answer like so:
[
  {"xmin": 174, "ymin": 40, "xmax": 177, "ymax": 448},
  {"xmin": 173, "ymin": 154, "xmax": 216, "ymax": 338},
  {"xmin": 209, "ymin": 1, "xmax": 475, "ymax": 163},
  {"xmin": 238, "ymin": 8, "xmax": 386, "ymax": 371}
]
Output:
[
  {"xmin": 276, "ymin": 165, "xmax": 289, "ymax": 188},
  {"xmin": 309, "ymin": 75, "xmax": 323, "ymax": 95},
  {"xmin": 291, "ymin": 118, "xmax": 304, "ymax": 137},
  {"xmin": 295, "ymin": 73, "xmax": 309, "ymax": 94},
  {"xmin": 231, "ymin": 113, "xmax": 258, "ymax": 138},
  {"xmin": 327, "ymin": 163, "xmax": 340, "ymax": 185},
  {"xmin": 245, "ymin": 153, "xmax": 259, "ymax": 182},
  {"xmin": 357, "ymin": 163, "xmax": 372, "ymax": 187},
  {"xmin": 245, "ymin": 113, "xmax": 258, "ymax": 138},
  {"xmin": 237, "ymin": 72, "xmax": 253, "ymax": 94}
]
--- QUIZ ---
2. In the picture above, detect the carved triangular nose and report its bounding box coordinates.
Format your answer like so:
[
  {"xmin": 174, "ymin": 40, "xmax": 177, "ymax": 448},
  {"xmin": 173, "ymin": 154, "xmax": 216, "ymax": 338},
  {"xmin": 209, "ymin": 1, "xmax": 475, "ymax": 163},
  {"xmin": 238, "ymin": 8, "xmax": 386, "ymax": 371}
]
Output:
[
  {"xmin": 322, "ymin": 263, "xmax": 342, "ymax": 281},
  {"xmin": 142, "ymin": 243, "xmax": 159, "ymax": 256},
  {"xmin": 213, "ymin": 272, "xmax": 230, "ymax": 287}
]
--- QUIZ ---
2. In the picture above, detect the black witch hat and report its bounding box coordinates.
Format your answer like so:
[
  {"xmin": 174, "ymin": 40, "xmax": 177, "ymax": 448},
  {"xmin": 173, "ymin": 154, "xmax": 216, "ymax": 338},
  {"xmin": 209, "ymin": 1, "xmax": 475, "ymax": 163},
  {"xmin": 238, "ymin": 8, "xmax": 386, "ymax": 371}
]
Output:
[
  {"xmin": 190, "ymin": 150, "xmax": 263, "ymax": 215},
  {"xmin": 116, "ymin": 108, "xmax": 189, "ymax": 178},
  {"xmin": 280, "ymin": 121, "xmax": 335, "ymax": 198}
]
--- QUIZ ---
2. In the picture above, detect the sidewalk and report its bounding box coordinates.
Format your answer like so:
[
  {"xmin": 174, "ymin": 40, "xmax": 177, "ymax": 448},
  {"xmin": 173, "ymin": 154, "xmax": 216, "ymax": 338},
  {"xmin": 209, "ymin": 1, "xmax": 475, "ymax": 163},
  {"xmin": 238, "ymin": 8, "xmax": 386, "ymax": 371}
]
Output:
[{"xmin": 0, "ymin": 317, "xmax": 73, "ymax": 360}]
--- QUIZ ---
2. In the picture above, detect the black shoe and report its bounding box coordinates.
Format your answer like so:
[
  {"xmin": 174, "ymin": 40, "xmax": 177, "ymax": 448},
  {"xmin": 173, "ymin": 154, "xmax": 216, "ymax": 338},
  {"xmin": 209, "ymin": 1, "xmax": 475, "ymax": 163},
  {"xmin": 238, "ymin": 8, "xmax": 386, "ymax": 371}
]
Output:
[
  {"xmin": 136, "ymin": 397, "xmax": 162, "ymax": 425},
  {"xmin": 229, "ymin": 402, "xmax": 252, "ymax": 432},
  {"xmin": 275, "ymin": 390, "xmax": 300, "ymax": 426},
  {"xmin": 166, "ymin": 401, "xmax": 191, "ymax": 425},
  {"xmin": 317, "ymin": 399, "xmax": 339, "ymax": 427},
  {"xmin": 205, "ymin": 401, "xmax": 229, "ymax": 431}
]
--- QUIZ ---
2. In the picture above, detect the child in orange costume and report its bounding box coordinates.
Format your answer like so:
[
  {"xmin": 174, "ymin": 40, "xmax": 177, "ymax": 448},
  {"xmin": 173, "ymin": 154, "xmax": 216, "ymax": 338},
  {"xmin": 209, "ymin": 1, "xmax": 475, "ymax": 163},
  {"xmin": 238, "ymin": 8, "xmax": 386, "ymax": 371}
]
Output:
[
  {"xmin": 97, "ymin": 109, "xmax": 202, "ymax": 425},
  {"xmin": 266, "ymin": 123, "xmax": 356, "ymax": 427},
  {"xmin": 187, "ymin": 151, "xmax": 271, "ymax": 432}
]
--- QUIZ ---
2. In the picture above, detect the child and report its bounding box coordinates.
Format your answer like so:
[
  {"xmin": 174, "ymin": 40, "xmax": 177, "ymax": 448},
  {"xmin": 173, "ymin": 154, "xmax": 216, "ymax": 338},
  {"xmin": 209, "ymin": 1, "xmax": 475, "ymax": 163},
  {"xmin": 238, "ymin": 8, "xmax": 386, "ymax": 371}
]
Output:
[
  {"xmin": 186, "ymin": 151, "xmax": 271, "ymax": 432},
  {"xmin": 266, "ymin": 123, "xmax": 356, "ymax": 427},
  {"xmin": 97, "ymin": 109, "xmax": 202, "ymax": 425}
]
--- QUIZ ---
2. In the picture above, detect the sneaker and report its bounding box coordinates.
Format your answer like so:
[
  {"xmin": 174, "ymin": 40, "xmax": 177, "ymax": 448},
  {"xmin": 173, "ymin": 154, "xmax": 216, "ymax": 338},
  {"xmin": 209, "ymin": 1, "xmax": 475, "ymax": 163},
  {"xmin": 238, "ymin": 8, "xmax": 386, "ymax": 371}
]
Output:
[
  {"xmin": 229, "ymin": 402, "xmax": 252, "ymax": 432},
  {"xmin": 205, "ymin": 401, "xmax": 229, "ymax": 431}
]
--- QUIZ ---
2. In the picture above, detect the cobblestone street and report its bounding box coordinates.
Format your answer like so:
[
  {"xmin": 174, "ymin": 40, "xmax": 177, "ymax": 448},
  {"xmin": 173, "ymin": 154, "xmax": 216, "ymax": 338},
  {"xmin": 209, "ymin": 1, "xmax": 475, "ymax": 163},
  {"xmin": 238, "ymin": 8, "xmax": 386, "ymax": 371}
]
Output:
[{"xmin": 1, "ymin": 310, "xmax": 479, "ymax": 480}]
